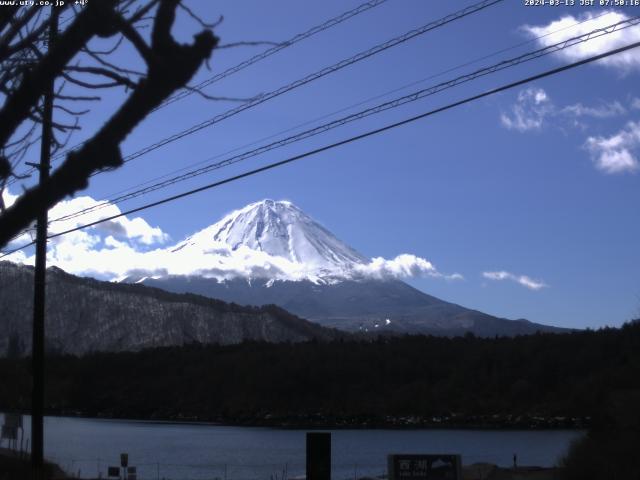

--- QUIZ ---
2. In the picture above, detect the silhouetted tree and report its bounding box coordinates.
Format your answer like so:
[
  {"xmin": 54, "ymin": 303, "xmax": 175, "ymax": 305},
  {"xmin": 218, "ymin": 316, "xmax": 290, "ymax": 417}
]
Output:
[
  {"xmin": 2, "ymin": 321, "xmax": 639, "ymax": 426},
  {"xmin": 560, "ymin": 389, "xmax": 640, "ymax": 479},
  {"xmin": 0, "ymin": 0, "xmax": 218, "ymax": 248}
]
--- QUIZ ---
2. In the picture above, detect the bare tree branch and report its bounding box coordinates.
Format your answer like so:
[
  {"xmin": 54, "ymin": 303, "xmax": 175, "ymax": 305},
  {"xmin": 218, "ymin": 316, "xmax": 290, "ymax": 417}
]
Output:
[
  {"xmin": 0, "ymin": 7, "xmax": 40, "ymax": 60},
  {"xmin": 53, "ymin": 104, "xmax": 90, "ymax": 116},
  {"xmin": 126, "ymin": 0, "xmax": 160, "ymax": 24},
  {"xmin": 0, "ymin": 6, "xmax": 20, "ymax": 34},
  {"xmin": 55, "ymin": 93, "xmax": 101, "ymax": 102},
  {"xmin": 184, "ymin": 84, "xmax": 262, "ymax": 103},
  {"xmin": 1, "ymin": 18, "xmax": 50, "ymax": 62},
  {"xmin": 28, "ymin": 111, "xmax": 80, "ymax": 132},
  {"xmin": 83, "ymin": 46, "xmax": 145, "ymax": 77},
  {"xmin": 0, "ymin": 1, "xmax": 119, "ymax": 148},
  {"xmin": 0, "ymin": 0, "xmax": 218, "ymax": 248},
  {"xmin": 4, "ymin": 121, "xmax": 38, "ymax": 149},
  {"xmin": 116, "ymin": 16, "xmax": 154, "ymax": 64},
  {"xmin": 61, "ymin": 71, "xmax": 128, "ymax": 90},
  {"xmin": 64, "ymin": 65, "xmax": 138, "ymax": 89},
  {"xmin": 86, "ymin": 34, "xmax": 125, "ymax": 56},
  {"xmin": 178, "ymin": 4, "xmax": 222, "ymax": 29}
]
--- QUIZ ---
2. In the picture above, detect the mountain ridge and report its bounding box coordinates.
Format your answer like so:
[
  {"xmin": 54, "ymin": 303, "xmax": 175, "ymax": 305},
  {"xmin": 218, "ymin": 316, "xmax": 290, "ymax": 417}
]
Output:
[
  {"xmin": 160, "ymin": 199, "xmax": 369, "ymax": 283},
  {"xmin": 2, "ymin": 199, "xmax": 568, "ymax": 344},
  {"xmin": 0, "ymin": 261, "xmax": 342, "ymax": 356},
  {"xmin": 140, "ymin": 275, "xmax": 569, "ymax": 336},
  {"xmin": 127, "ymin": 199, "xmax": 566, "ymax": 337}
]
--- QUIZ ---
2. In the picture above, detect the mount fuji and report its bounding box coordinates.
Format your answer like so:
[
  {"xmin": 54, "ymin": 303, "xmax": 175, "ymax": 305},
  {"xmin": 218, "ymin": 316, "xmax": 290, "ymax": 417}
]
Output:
[
  {"xmin": 126, "ymin": 200, "xmax": 566, "ymax": 337},
  {"xmin": 166, "ymin": 199, "xmax": 368, "ymax": 282}
]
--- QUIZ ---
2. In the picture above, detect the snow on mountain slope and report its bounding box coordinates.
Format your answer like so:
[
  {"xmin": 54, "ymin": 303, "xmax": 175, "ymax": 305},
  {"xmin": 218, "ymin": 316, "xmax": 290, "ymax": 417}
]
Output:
[
  {"xmin": 171, "ymin": 200, "xmax": 367, "ymax": 278},
  {"xmin": 9, "ymin": 196, "xmax": 454, "ymax": 283},
  {"xmin": 155, "ymin": 199, "xmax": 452, "ymax": 283},
  {"xmin": 114, "ymin": 199, "xmax": 457, "ymax": 284}
]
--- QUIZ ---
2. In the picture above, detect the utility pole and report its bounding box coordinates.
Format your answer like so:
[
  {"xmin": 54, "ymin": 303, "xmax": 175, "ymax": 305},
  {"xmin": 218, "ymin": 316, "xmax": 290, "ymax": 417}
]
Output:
[{"xmin": 30, "ymin": 6, "xmax": 58, "ymax": 472}]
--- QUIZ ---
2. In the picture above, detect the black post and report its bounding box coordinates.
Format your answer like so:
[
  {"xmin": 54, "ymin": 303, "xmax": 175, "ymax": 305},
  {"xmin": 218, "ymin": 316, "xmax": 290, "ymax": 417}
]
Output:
[
  {"xmin": 31, "ymin": 6, "xmax": 57, "ymax": 472},
  {"xmin": 306, "ymin": 432, "xmax": 331, "ymax": 480}
]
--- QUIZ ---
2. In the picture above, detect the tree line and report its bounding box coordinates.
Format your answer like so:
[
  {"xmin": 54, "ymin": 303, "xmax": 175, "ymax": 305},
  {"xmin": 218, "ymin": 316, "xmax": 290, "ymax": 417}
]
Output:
[{"xmin": 1, "ymin": 321, "xmax": 639, "ymax": 429}]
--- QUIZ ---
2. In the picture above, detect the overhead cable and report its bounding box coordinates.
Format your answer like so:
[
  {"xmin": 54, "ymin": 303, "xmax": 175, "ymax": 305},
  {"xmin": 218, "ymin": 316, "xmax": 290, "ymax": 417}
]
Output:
[{"xmin": 3, "ymin": 37, "xmax": 639, "ymax": 258}]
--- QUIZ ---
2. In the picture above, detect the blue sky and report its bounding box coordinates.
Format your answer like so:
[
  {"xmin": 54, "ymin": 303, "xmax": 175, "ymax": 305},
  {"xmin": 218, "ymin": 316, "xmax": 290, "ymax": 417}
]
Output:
[{"xmin": 4, "ymin": 0, "xmax": 640, "ymax": 329}]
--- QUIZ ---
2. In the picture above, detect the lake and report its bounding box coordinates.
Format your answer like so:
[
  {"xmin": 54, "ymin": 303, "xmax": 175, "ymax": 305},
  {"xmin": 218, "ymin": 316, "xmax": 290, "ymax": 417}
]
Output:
[{"xmin": 2, "ymin": 414, "xmax": 583, "ymax": 480}]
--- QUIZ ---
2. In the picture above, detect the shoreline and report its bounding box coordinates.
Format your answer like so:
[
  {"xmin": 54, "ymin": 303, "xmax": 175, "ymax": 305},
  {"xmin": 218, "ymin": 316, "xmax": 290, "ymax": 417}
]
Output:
[
  {"xmin": 0, "ymin": 448, "xmax": 562, "ymax": 480},
  {"xmin": 2, "ymin": 408, "xmax": 589, "ymax": 431}
]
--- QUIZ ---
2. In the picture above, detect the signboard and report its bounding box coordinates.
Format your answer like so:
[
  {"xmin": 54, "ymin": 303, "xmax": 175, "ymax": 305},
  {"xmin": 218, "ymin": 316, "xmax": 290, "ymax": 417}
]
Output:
[
  {"xmin": 120, "ymin": 453, "xmax": 129, "ymax": 467},
  {"xmin": 107, "ymin": 466, "xmax": 120, "ymax": 477},
  {"xmin": 388, "ymin": 454, "xmax": 462, "ymax": 480}
]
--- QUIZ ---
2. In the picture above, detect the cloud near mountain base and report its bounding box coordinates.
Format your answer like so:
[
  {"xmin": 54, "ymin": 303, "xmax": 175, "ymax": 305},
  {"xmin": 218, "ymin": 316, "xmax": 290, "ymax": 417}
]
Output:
[
  {"xmin": 352, "ymin": 254, "xmax": 463, "ymax": 281},
  {"xmin": 3, "ymin": 194, "xmax": 461, "ymax": 284}
]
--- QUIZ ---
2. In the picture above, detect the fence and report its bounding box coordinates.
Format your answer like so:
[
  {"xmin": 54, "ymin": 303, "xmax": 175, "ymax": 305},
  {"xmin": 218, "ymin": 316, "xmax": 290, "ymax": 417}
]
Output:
[{"xmin": 40, "ymin": 457, "xmax": 390, "ymax": 480}]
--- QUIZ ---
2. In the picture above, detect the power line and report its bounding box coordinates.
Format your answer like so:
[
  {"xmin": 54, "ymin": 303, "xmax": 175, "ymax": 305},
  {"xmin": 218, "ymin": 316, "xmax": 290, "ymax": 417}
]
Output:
[
  {"xmin": 18, "ymin": 7, "xmax": 616, "ymax": 197},
  {"xmin": 49, "ymin": 15, "xmax": 640, "ymax": 225},
  {"xmin": 7, "ymin": 4, "xmax": 608, "ymax": 246},
  {"xmin": 6, "ymin": 0, "xmax": 392, "ymax": 184},
  {"xmin": 115, "ymin": 0, "xmax": 504, "ymax": 167},
  {"xmin": 52, "ymin": 8, "xmax": 614, "ymax": 219},
  {"xmin": 3, "ymin": 37, "xmax": 639, "ymax": 258},
  {"xmin": 16, "ymin": 0, "xmax": 500, "ymax": 183},
  {"xmin": 158, "ymin": 0, "xmax": 391, "ymax": 110}
]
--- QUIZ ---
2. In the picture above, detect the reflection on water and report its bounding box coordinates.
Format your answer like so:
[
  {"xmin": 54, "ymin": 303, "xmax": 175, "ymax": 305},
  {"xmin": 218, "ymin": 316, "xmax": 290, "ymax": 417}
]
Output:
[{"xmin": 1, "ymin": 413, "xmax": 583, "ymax": 480}]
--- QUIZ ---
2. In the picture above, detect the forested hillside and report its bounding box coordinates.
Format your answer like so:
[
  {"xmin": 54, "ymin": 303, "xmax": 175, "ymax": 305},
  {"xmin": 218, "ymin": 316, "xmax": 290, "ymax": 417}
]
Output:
[
  {"xmin": 1, "ymin": 321, "xmax": 638, "ymax": 428},
  {"xmin": 0, "ymin": 262, "xmax": 341, "ymax": 355}
]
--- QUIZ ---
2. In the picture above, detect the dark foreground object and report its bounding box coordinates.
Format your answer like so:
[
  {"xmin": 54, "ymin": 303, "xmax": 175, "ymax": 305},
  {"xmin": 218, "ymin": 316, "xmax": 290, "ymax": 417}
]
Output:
[
  {"xmin": 0, "ymin": 449, "xmax": 67, "ymax": 480},
  {"xmin": 462, "ymin": 464, "xmax": 561, "ymax": 479},
  {"xmin": 307, "ymin": 432, "xmax": 331, "ymax": 480},
  {"xmin": 1, "ymin": 322, "xmax": 639, "ymax": 427}
]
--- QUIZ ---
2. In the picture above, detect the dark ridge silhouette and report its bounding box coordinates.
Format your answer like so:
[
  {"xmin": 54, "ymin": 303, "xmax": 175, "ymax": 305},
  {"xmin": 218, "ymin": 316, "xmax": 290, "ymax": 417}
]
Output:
[
  {"xmin": 1, "ymin": 319, "xmax": 638, "ymax": 428},
  {"xmin": 0, "ymin": 262, "xmax": 344, "ymax": 355}
]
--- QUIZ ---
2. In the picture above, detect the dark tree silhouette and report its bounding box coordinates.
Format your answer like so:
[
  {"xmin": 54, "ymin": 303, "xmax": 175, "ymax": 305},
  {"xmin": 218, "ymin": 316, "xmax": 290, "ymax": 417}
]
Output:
[{"xmin": 0, "ymin": 0, "xmax": 218, "ymax": 249}]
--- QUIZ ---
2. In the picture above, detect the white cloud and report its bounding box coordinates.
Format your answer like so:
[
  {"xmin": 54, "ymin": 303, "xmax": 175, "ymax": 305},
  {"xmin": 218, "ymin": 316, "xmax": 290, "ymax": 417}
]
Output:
[
  {"xmin": 523, "ymin": 11, "xmax": 640, "ymax": 72},
  {"xmin": 4, "ymin": 248, "xmax": 27, "ymax": 264},
  {"xmin": 2, "ymin": 194, "xmax": 168, "ymax": 258},
  {"xmin": 4, "ymin": 229, "xmax": 34, "ymax": 249},
  {"xmin": 501, "ymin": 87, "xmax": 628, "ymax": 133},
  {"xmin": 48, "ymin": 196, "xmax": 169, "ymax": 245},
  {"xmin": 1, "ymin": 189, "xmax": 36, "ymax": 248},
  {"xmin": 585, "ymin": 121, "xmax": 640, "ymax": 173},
  {"xmin": 501, "ymin": 87, "xmax": 553, "ymax": 132},
  {"xmin": 353, "ymin": 254, "xmax": 463, "ymax": 281},
  {"xmin": 561, "ymin": 101, "xmax": 626, "ymax": 118},
  {"xmin": 483, "ymin": 271, "xmax": 548, "ymax": 291},
  {"xmin": 3, "ymin": 194, "xmax": 459, "ymax": 284},
  {"xmin": 3, "ymin": 194, "xmax": 170, "ymax": 274},
  {"xmin": 499, "ymin": 87, "xmax": 638, "ymax": 175}
]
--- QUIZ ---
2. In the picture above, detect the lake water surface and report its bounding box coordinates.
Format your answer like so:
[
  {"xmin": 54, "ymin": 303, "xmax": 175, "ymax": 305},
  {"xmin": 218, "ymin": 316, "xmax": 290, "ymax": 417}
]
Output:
[{"xmin": 2, "ymin": 414, "xmax": 583, "ymax": 480}]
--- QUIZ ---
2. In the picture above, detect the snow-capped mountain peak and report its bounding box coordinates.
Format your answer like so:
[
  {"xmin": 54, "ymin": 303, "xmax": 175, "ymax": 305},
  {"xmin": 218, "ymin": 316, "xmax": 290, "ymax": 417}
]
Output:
[
  {"xmin": 161, "ymin": 200, "xmax": 448, "ymax": 283},
  {"xmin": 171, "ymin": 199, "xmax": 366, "ymax": 278},
  {"xmin": 11, "ymin": 197, "xmax": 452, "ymax": 285}
]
